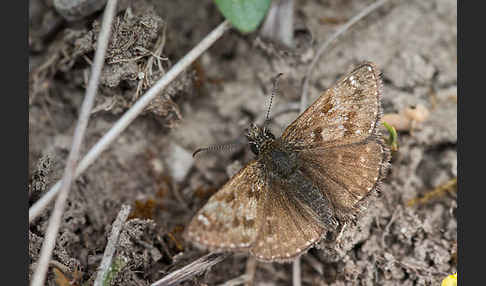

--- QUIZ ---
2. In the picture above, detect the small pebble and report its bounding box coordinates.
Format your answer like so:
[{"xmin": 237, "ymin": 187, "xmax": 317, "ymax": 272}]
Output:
[
  {"xmin": 54, "ymin": 0, "xmax": 107, "ymax": 21},
  {"xmin": 165, "ymin": 142, "xmax": 194, "ymax": 183}
]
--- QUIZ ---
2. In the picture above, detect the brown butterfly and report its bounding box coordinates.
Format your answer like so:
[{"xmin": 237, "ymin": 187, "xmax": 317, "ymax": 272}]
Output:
[{"xmin": 185, "ymin": 62, "xmax": 390, "ymax": 262}]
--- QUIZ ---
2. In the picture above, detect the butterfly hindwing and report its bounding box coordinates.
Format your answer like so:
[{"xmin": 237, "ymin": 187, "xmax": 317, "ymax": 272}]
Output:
[
  {"xmin": 250, "ymin": 178, "xmax": 325, "ymax": 262},
  {"xmin": 298, "ymin": 138, "xmax": 390, "ymax": 220}
]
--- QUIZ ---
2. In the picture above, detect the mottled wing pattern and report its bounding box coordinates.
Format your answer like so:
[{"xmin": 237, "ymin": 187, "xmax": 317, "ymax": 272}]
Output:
[
  {"xmin": 298, "ymin": 138, "xmax": 390, "ymax": 220},
  {"xmin": 186, "ymin": 62, "xmax": 389, "ymax": 263},
  {"xmin": 185, "ymin": 161, "xmax": 264, "ymax": 250},
  {"xmin": 282, "ymin": 62, "xmax": 383, "ymax": 149},
  {"xmin": 250, "ymin": 178, "xmax": 325, "ymax": 262}
]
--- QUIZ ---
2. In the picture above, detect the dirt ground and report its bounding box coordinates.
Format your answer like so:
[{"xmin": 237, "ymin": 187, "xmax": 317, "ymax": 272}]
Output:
[{"xmin": 29, "ymin": 0, "xmax": 457, "ymax": 285}]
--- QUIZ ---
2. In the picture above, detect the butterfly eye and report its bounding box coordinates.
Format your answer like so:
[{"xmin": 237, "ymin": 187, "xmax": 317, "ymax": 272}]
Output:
[{"xmin": 249, "ymin": 142, "xmax": 259, "ymax": 155}]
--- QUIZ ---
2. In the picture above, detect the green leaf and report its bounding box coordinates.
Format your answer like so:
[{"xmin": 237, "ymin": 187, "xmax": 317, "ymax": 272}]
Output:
[{"xmin": 214, "ymin": 0, "xmax": 272, "ymax": 33}]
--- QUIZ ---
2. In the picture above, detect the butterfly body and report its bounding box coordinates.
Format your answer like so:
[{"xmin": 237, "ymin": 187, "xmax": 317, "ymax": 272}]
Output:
[
  {"xmin": 258, "ymin": 140, "xmax": 299, "ymax": 180},
  {"xmin": 185, "ymin": 62, "xmax": 390, "ymax": 262}
]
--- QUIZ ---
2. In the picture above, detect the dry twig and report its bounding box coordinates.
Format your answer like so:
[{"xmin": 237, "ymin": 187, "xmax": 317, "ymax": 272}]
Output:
[
  {"xmin": 302, "ymin": 254, "xmax": 323, "ymax": 275},
  {"xmin": 407, "ymin": 177, "xmax": 457, "ymax": 207},
  {"xmin": 244, "ymin": 256, "xmax": 257, "ymax": 286},
  {"xmin": 381, "ymin": 206, "xmax": 402, "ymax": 248},
  {"xmin": 151, "ymin": 252, "xmax": 230, "ymax": 286},
  {"xmin": 29, "ymin": 20, "xmax": 232, "ymax": 223},
  {"xmin": 94, "ymin": 204, "xmax": 131, "ymax": 286},
  {"xmin": 292, "ymin": 257, "xmax": 301, "ymax": 286},
  {"xmin": 218, "ymin": 274, "xmax": 250, "ymax": 286},
  {"xmin": 30, "ymin": 1, "xmax": 119, "ymax": 285},
  {"xmin": 300, "ymin": 0, "xmax": 390, "ymax": 112}
]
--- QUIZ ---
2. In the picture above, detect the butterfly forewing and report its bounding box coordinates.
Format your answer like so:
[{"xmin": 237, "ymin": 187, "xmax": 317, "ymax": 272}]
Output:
[
  {"xmin": 282, "ymin": 62, "xmax": 383, "ymax": 149},
  {"xmin": 185, "ymin": 161, "xmax": 263, "ymax": 250}
]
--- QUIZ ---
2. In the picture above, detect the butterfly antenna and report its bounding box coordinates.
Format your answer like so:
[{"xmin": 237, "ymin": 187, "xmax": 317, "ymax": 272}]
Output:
[
  {"xmin": 193, "ymin": 143, "xmax": 243, "ymax": 157},
  {"xmin": 264, "ymin": 73, "xmax": 284, "ymax": 128}
]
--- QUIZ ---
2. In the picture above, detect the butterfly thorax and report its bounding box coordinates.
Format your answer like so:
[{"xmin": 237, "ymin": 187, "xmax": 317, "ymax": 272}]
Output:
[{"xmin": 246, "ymin": 123, "xmax": 299, "ymax": 179}]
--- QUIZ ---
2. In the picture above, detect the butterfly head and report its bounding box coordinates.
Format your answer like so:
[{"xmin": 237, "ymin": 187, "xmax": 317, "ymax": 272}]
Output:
[{"xmin": 246, "ymin": 123, "xmax": 276, "ymax": 155}]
